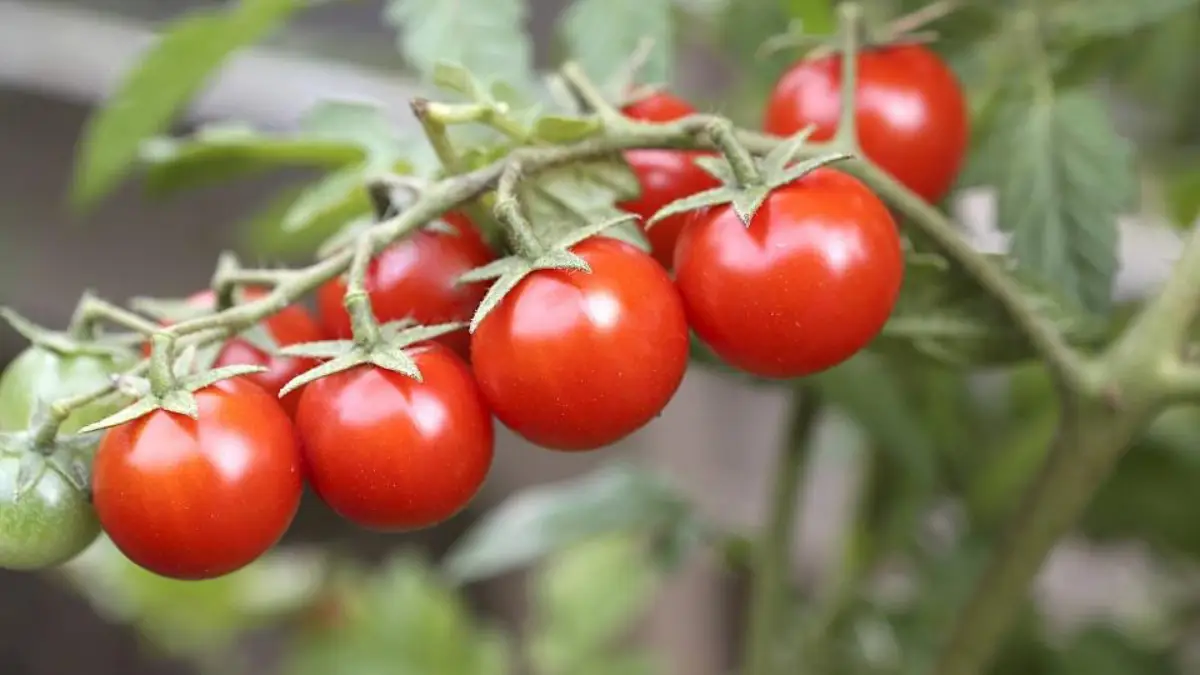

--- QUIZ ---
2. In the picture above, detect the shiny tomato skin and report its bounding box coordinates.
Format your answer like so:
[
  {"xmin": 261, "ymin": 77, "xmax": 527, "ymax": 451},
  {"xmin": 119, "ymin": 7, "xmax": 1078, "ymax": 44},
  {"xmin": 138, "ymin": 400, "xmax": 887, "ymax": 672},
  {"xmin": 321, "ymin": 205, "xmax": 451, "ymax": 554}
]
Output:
[
  {"xmin": 618, "ymin": 93, "xmax": 720, "ymax": 269},
  {"xmin": 293, "ymin": 346, "xmax": 494, "ymax": 531},
  {"xmin": 91, "ymin": 377, "xmax": 303, "ymax": 580},
  {"xmin": 470, "ymin": 238, "xmax": 689, "ymax": 451},
  {"xmin": 316, "ymin": 213, "xmax": 494, "ymax": 360},
  {"xmin": 674, "ymin": 168, "xmax": 903, "ymax": 378},
  {"xmin": 764, "ymin": 45, "xmax": 968, "ymax": 203}
]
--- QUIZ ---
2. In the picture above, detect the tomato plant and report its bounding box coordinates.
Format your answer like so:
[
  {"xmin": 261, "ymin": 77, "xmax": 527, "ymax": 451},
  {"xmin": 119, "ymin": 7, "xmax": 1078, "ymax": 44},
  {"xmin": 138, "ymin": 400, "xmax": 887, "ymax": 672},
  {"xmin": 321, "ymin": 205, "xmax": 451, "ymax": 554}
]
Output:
[
  {"xmin": 0, "ymin": 345, "xmax": 133, "ymax": 433},
  {"xmin": 317, "ymin": 213, "xmax": 494, "ymax": 360},
  {"xmin": 619, "ymin": 93, "xmax": 720, "ymax": 268},
  {"xmin": 470, "ymin": 237, "xmax": 689, "ymax": 451},
  {"xmin": 674, "ymin": 168, "xmax": 904, "ymax": 378},
  {"xmin": 91, "ymin": 376, "xmax": 303, "ymax": 580},
  {"xmin": 763, "ymin": 44, "xmax": 968, "ymax": 204},
  {"xmin": 293, "ymin": 344, "xmax": 493, "ymax": 530},
  {"xmin": 0, "ymin": 451, "xmax": 99, "ymax": 570}
]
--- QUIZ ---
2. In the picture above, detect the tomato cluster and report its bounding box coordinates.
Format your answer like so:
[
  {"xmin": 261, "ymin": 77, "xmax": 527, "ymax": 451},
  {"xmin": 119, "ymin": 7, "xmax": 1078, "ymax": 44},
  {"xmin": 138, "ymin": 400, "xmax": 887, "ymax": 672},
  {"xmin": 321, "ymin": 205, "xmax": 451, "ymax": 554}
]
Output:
[{"xmin": 0, "ymin": 43, "xmax": 965, "ymax": 580}]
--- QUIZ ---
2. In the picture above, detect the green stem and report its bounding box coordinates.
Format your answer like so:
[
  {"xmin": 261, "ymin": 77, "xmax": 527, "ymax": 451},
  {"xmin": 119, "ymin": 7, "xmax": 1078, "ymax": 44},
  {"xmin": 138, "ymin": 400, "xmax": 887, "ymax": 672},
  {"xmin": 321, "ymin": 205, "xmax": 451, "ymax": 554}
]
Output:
[
  {"xmin": 411, "ymin": 98, "xmax": 466, "ymax": 173},
  {"xmin": 493, "ymin": 163, "xmax": 545, "ymax": 257},
  {"xmin": 344, "ymin": 237, "xmax": 381, "ymax": 347},
  {"xmin": 707, "ymin": 119, "xmax": 764, "ymax": 188},
  {"xmin": 146, "ymin": 332, "xmax": 178, "ymax": 398},
  {"xmin": 211, "ymin": 252, "xmax": 242, "ymax": 311},
  {"xmin": 558, "ymin": 61, "xmax": 625, "ymax": 121},
  {"xmin": 834, "ymin": 2, "xmax": 863, "ymax": 148},
  {"xmin": 79, "ymin": 295, "xmax": 163, "ymax": 336},
  {"xmin": 743, "ymin": 388, "xmax": 823, "ymax": 675}
]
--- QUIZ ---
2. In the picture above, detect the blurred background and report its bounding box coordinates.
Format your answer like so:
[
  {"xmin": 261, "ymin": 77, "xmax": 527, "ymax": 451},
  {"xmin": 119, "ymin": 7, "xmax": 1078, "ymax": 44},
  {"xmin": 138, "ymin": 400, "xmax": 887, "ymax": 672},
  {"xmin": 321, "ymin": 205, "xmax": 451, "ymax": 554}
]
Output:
[{"xmin": 0, "ymin": 1, "xmax": 1197, "ymax": 674}]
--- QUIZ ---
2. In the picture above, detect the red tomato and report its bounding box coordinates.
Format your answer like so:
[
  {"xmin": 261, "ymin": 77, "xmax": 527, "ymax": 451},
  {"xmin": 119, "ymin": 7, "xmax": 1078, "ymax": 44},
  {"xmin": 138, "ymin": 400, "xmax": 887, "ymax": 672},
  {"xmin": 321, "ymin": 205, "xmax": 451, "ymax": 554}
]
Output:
[
  {"xmin": 619, "ymin": 93, "xmax": 720, "ymax": 269},
  {"xmin": 316, "ymin": 213, "xmax": 494, "ymax": 360},
  {"xmin": 150, "ymin": 289, "xmax": 323, "ymax": 415},
  {"xmin": 471, "ymin": 238, "xmax": 689, "ymax": 451},
  {"xmin": 674, "ymin": 168, "xmax": 903, "ymax": 378},
  {"xmin": 92, "ymin": 377, "xmax": 303, "ymax": 580},
  {"xmin": 764, "ymin": 45, "xmax": 968, "ymax": 204},
  {"xmin": 293, "ymin": 345, "xmax": 493, "ymax": 530}
]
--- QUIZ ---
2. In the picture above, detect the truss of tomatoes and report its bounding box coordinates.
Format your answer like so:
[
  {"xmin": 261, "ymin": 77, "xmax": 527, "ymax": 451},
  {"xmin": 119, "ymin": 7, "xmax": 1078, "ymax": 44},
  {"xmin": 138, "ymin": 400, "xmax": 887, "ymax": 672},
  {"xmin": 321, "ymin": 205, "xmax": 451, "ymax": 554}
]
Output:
[{"xmin": 0, "ymin": 44, "xmax": 964, "ymax": 581}]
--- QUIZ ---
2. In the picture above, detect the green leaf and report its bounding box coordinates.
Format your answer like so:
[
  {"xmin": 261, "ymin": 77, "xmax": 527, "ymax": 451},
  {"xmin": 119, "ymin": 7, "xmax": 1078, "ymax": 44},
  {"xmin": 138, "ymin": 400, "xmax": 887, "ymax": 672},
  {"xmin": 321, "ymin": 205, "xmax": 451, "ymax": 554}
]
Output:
[
  {"xmin": 518, "ymin": 159, "xmax": 647, "ymax": 250},
  {"xmin": 443, "ymin": 465, "xmax": 693, "ymax": 583},
  {"xmin": 968, "ymin": 89, "xmax": 1132, "ymax": 313},
  {"xmin": 72, "ymin": 0, "xmax": 305, "ymax": 208},
  {"xmin": 1165, "ymin": 166, "xmax": 1200, "ymax": 228},
  {"xmin": 384, "ymin": 0, "xmax": 535, "ymax": 91},
  {"xmin": 283, "ymin": 166, "xmax": 369, "ymax": 232},
  {"xmin": 285, "ymin": 556, "xmax": 511, "ymax": 675},
  {"xmin": 299, "ymin": 100, "xmax": 409, "ymax": 164},
  {"xmin": 782, "ymin": 0, "xmax": 835, "ymax": 35},
  {"xmin": 561, "ymin": 0, "xmax": 675, "ymax": 85},
  {"xmin": 240, "ymin": 186, "xmax": 372, "ymax": 257},
  {"xmin": 528, "ymin": 534, "xmax": 661, "ymax": 675},
  {"xmin": 1047, "ymin": 0, "xmax": 1200, "ymax": 39}
]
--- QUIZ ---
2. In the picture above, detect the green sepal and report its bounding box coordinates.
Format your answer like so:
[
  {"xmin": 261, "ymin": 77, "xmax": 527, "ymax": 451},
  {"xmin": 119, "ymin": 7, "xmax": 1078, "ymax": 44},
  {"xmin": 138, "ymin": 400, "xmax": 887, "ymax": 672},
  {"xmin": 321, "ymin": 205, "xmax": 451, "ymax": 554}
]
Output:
[
  {"xmin": 78, "ymin": 363, "xmax": 267, "ymax": 434},
  {"xmin": 465, "ymin": 213, "xmax": 638, "ymax": 333},
  {"xmin": 0, "ymin": 428, "xmax": 100, "ymax": 499},
  {"xmin": 275, "ymin": 321, "xmax": 468, "ymax": 397},
  {"xmin": 0, "ymin": 308, "xmax": 134, "ymax": 360},
  {"xmin": 531, "ymin": 115, "xmax": 603, "ymax": 144}
]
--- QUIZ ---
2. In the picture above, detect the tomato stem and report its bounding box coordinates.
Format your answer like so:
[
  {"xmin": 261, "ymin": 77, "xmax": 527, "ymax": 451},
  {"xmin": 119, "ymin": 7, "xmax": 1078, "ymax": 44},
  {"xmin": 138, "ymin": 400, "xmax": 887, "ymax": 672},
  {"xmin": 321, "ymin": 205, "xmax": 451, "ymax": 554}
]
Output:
[
  {"xmin": 833, "ymin": 2, "xmax": 863, "ymax": 149},
  {"xmin": 146, "ymin": 332, "xmax": 178, "ymax": 398},
  {"xmin": 211, "ymin": 252, "xmax": 242, "ymax": 312},
  {"xmin": 706, "ymin": 119, "xmax": 764, "ymax": 188},
  {"xmin": 558, "ymin": 62, "xmax": 626, "ymax": 123},
  {"xmin": 77, "ymin": 295, "xmax": 163, "ymax": 337},
  {"xmin": 741, "ymin": 387, "xmax": 822, "ymax": 675},
  {"xmin": 494, "ymin": 162, "xmax": 545, "ymax": 258},
  {"xmin": 344, "ymin": 237, "xmax": 382, "ymax": 347}
]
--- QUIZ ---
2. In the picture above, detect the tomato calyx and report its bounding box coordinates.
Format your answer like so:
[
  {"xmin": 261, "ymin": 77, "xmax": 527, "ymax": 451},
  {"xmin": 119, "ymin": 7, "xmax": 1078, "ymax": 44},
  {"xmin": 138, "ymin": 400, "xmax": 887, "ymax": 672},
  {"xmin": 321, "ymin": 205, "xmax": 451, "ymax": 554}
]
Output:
[
  {"xmin": 0, "ymin": 425, "xmax": 100, "ymax": 497},
  {"xmin": 646, "ymin": 128, "xmax": 852, "ymax": 228},
  {"xmin": 460, "ymin": 211, "xmax": 641, "ymax": 333},
  {"xmin": 275, "ymin": 319, "xmax": 466, "ymax": 396}
]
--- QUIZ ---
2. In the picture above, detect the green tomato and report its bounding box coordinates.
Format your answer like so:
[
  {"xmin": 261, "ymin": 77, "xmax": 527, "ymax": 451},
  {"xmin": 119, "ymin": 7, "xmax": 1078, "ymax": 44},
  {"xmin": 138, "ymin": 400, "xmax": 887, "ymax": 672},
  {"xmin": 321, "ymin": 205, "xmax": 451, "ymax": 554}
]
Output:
[
  {"xmin": 0, "ymin": 451, "xmax": 99, "ymax": 569},
  {"xmin": 0, "ymin": 346, "xmax": 133, "ymax": 434}
]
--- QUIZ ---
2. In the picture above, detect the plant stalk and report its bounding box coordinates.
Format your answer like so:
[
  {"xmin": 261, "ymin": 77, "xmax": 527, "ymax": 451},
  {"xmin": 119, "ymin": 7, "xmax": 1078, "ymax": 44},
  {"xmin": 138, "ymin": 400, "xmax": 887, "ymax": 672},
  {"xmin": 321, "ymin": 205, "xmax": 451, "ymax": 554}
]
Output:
[{"xmin": 743, "ymin": 388, "xmax": 823, "ymax": 675}]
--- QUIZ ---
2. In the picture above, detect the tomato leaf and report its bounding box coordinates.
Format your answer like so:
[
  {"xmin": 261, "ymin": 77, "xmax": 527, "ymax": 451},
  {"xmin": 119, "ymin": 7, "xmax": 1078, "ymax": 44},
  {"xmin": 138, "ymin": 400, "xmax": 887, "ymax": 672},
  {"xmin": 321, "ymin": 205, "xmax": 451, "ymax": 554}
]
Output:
[
  {"xmin": 1046, "ymin": 0, "xmax": 1200, "ymax": 39},
  {"xmin": 241, "ymin": 187, "xmax": 373, "ymax": 257},
  {"xmin": 518, "ymin": 159, "xmax": 650, "ymax": 252},
  {"xmin": 968, "ymin": 88, "xmax": 1132, "ymax": 313},
  {"xmin": 560, "ymin": 0, "xmax": 675, "ymax": 85},
  {"xmin": 71, "ymin": 0, "xmax": 306, "ymax": 209},
  {"xmin": 528, "ymin": 534, "xmax": 661, "ymax": 675},
  {"xmin": 443, "ymin": 464, "xmax": 697, "ymax": 584},
  {"xmin": 383, "ymin": 0, "xmax": 535, "ymax": 92}
]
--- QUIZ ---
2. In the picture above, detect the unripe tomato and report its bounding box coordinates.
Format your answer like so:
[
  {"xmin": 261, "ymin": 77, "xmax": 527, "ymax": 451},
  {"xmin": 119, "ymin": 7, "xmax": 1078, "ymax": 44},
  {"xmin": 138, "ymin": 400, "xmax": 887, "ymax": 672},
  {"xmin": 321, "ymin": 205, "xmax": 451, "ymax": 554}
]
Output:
[
  {"xmin": 618, "ymin": 92, "xmax": 720, "ymax": 269},
  {"xmin": 0, "ymin": 450, "xmax": 99, "ymax": 570},
  {"xmin": 0, "ymin": 346, "xmax": 133, "ymax": 433},
  {"xmin": 294, "ymin": 345, "xmax": 493, "ymax": 530},
  {"xmin": 316, "ymin": 213, "xmax": 494, "ymax": 360},
  {"xmin": 674, "ymin": 169, "xmax": 903, "ymax": 378},
  {"xmin": 764, "ymin": 45, "xmax": 968, "ymax": 203},
  {"xmin": 92, "ymin": 377, "xmax": 303, "ymax": 580},
  {"xmin": 471, "ymin": 238, "xmax": 689, "ymax": 451}
]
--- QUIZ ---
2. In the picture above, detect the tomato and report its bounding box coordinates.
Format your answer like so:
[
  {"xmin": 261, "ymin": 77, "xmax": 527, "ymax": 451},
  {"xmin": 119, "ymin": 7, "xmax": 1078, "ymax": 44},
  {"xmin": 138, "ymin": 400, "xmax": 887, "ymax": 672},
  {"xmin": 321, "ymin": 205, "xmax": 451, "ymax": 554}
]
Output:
[
  {"xmin": 0, "ymin": 346, "xmax": 133, "ymax": 433},
  {"xmin": 471, "ymin": 237, "xmax": 689, "ymax": 451},
  {"xmin": 91, "ymin": 376, "xmax": 302, "ymax": 579},
  {"xmin": 158, "ymin": 289, "xmax": 324, "ymax": 415},
  {"xmin": 317, "ymin": 213, "xmax": 494, "ymax": 360},
  {"xmin": 763, "ymin": 45, "xmax": 968, "ymax": 204},
  {"xmin": 619, "ymin": 93, "xmax": 720, "ymax": 269},
  {"xmin": 293, "ymin": 345, "xmax": 493, "ymax": 530},
  {"xmin": 0, "ymin": 449, "xmax": 99, "ymax": 570},
  {"xmin": 674, "ymin": 168, "xmax": 903, "ymax": 378}
]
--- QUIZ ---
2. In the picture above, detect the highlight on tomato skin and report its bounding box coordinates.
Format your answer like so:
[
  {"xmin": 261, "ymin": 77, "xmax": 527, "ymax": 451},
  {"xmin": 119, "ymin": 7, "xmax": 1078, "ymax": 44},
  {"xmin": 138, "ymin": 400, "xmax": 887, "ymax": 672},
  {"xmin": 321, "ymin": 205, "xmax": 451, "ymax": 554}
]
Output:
[
  {"xmin": 763, "ymin": 44, "xmax": 969, "ymax": 204},
  {"xmin": 674, "ymin": 168, "xmax": 904, "ymax": 379},
  {"xmin": 292, "ymin": 344, "xmax": 494, "ymax": 531},
  {"xmin": 316, "ymin": 212, "xmax": 495, "ymax": 361},
  {"xmin": 90, "ymin": 376, "xmax": 304, "ymax": 581},
  {"xmin": 618, "ymin": 92, "xmax": 721, "ymax": 269},
  {"xmin": 469, "ymin": 237, "xmax": 690, "ymax": 452}
]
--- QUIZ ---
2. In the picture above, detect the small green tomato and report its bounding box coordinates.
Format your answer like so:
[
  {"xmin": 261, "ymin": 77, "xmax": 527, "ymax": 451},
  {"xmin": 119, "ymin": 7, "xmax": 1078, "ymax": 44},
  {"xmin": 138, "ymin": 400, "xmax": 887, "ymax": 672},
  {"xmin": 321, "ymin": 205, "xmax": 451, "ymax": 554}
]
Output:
[
  {"xmin": 0, "ymin": 448, "xmax": 100, "ymax": 570},
  {"xmin": 0, "ymin": 346, "xmax": 132, "ymax": 433}
]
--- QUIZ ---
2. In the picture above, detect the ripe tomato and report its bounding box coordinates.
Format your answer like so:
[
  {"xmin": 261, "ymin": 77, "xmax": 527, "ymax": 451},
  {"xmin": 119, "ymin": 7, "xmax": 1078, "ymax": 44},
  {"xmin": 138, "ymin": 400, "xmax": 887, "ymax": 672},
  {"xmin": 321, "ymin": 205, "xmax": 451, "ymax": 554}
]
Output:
[
  {"xmin": 293, "ymin": 345, "xmax": 493, "ymax": 531},
  {"xmin": 471, "ymin": 237, "xmax": 689, "ymax": 451},
  {"xmin": 154, "ymin": 289, "xmax": 324, "ymax": 415},
  {"xmin": 0, "ymin": 449, "xmax": 99, "ymax": 570},
  {"xmin": 0, "ymin": 346, "xmax": 133, "ymax": 434},
  {"xmin": 91, "ymin": 376, "xmax": 302, "ymax": 579},
  {"xmin": 764, "ymin": 45, "xmax": 968, "ymax": 203},
  {"xmin": 316, "ymin": 213, "xmax": 494, "ymax": 360},
  {"xmin": 619, "ymin": 93, "xmax": 720, "ymax": 269},
  {"xmin": 674, "ymin": 168, "xmax": 903, "ymax": 378}
]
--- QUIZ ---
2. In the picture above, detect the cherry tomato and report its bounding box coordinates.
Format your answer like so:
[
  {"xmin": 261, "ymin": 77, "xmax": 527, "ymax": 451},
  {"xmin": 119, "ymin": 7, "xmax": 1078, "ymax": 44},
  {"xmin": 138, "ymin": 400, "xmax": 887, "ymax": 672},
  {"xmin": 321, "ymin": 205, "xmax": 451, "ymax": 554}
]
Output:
[
  {"xmin": 92, "ymin": 376, "xmax": 303, "ymax": 580},
  {"xmin": 0, "ymin": 448, "xmax": 99, "ymax": 570},
  {"xmin": 152, "ymin": 289, "xmax": 323, "ymax": 415},
  {"xmin": 293, "ymin": 345, "xmax": 493, "ymax": 531},
  {"xmin": 674, "ymin": 168, "xmax": 903, "ymax": 378},
  {"xmin": 764, "ymin": 45, "xmax": 968, "ymax": 203},
  {"xmin": 0, "ymin": 345, "xmax": 133, "ymax": 433},
  {"xmin": 471, "ymin": 238, "xmax": 689, "ymax": 451},
  {"xmin": 317, "ymin": 213, "xmax": 494, "ymax": 360},
  {"xmin": 619, "ymin": 93, "xmax": 720, "ymax": 269}
]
